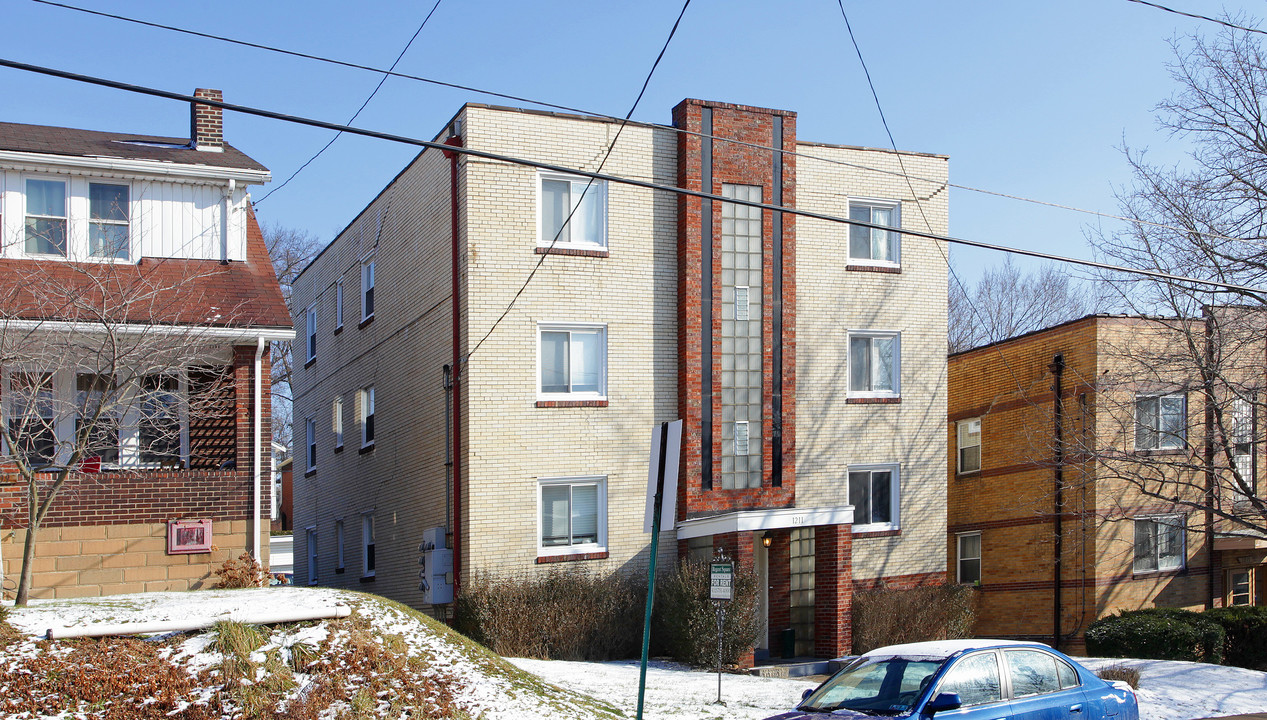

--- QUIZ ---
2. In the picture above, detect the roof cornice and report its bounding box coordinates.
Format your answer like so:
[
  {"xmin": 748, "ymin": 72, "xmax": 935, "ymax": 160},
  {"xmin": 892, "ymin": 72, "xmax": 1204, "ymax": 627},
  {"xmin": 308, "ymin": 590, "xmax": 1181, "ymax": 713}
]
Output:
[{"xmin": 0, "ymin": 150, "xmax": 272, "ymax": 184}]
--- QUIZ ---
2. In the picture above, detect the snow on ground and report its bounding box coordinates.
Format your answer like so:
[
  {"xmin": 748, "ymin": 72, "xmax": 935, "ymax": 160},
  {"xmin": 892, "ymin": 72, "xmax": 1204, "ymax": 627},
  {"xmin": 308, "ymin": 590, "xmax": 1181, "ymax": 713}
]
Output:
[
  {"xmin": 511, "ymin": 657, "xmax": 817, "ymax": 720},
  {"xmin": 512, "ymin": 655, "xmax": 1267, "ymax": 720}
]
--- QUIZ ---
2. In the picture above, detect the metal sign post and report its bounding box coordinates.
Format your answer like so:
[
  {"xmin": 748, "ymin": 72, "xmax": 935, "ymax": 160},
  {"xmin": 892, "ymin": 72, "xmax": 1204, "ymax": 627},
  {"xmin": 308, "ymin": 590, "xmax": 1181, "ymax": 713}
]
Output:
[
  {"xmin": 710, "ymin": 560, "xmax": 733, "ymax": 705},
  {"xmin": 636, "ymin": 420, "xmax": 682, "ymax": 720}
]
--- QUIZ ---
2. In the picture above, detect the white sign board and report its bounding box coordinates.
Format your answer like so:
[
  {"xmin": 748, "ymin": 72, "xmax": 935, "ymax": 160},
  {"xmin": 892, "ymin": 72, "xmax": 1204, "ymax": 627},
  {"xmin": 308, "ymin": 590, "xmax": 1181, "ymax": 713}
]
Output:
[
  {"xmin": 710, "ymin": 562, "xmax": 734, "ymax": 601},
  {"xmin": 644, "ymin": 420, "xmax": 683, "ymax": 532}
]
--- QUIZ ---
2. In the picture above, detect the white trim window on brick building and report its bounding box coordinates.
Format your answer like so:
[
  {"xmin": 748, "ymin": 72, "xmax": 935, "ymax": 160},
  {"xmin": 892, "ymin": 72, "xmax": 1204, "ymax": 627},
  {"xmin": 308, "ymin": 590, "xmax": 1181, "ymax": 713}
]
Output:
[
  {"xmin": 848, "ymin": 331, "xmax": 900, "ymax": 398},
  {"xmin": 360, "ymin": 255, "xmax": 375, "ymax": 322},
  {"xmin": 362, "ymin": 513, "xmax": 376, "ymax": 578},
  {"xmin": 538, "ymin": 476, "xmax": 605, "ymax": 556},
  {"xmin": 305, "ymin": 304, "xmax": 317, "ymax": 364},
  {"xmin": 958, "ymin": 418, "xmax": 981, "ymax": 474},
  {"xmin": 849, "ymin": 464, "xmax": 900, "ymax": 531},
  {"xmin": 360, "ymin": 386, "xmax": 375, "ymax": 448},
  {"xmin": 335, "ymin": 519, "xmax": 346, "ymax": 573},
  {"xmin": 957, "ymin": 531, "xmax": 981, "ymax": 584},
  {"xmin": 848, "ymin": 199, "xmax": 900, "ymax": 266},
  {"xmin": 538, "ymin": 324, "xmax": 606, "ymax": 399},
  {"xmin": 332, "ymin": 396, "xmax": 343, "ymax": 450},
  {"xmin": 306, "ymin": 527, "xmax": 318, "ymax": 585},
  {"xmin": 1135, "ymin": 393, "xmax": 1185, "ymax": 451},
  {"xmin": 1133, "ymin": 515, "xmax": 1185, "ymax": 573},
  {"xmin": 538, "ymin": 172, "xmax": 607, "ymax": 250}
]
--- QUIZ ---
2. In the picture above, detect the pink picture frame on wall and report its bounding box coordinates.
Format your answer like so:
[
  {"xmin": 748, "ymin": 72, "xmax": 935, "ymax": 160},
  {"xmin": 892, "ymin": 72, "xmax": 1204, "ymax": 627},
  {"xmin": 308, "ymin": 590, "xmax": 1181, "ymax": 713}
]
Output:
[{"xmin": 167, "ymin": 519, "xmax": 213, "ymax": 554}]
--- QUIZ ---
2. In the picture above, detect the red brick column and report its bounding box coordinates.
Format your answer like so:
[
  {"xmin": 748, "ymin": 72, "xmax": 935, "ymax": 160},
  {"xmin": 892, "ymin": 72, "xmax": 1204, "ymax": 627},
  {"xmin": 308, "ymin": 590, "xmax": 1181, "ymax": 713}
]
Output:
[
  {"xmin": 232, "ymin": 344, "xmax": 272, "ymax": 520},
  {"xmin": 814, "ymin": 523, "xmax": 853, "ymax": 658}
]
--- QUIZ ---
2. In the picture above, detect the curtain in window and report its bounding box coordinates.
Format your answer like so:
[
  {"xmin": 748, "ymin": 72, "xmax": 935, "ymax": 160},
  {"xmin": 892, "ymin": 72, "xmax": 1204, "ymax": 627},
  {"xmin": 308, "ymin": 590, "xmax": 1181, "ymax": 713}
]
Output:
[
  {"xmin": 541, "ymin": 331, "xmax": 569, "ymax": 393},
  {"xmin": 871, "ymin": 207, "xmax": 894, "ymax": 261},
  {"xmin": 541, "ymin": 179, "xmax": 570, "ymax": 243},
  {"xmin": 571, "ymin": 331, "xmax": 602, "ymax": 393},
  {"xmin": 873, "ymin": 337, "xmax": 895, "ymax": 392},
  {"xmin": 1133, "ymin": 519, "xmax": 1157, "ymax": 572},
  {"xmin": 849, "ymin": 338, "xmax": 869, "ymax": 391},
  {"xmin": 26, "ymin": 179, "xmax": 67, "ymax": 255},
  {"xmin": 958, "ymin": 534, "xmax": 981, "ymax": 583},
  {"xmin": 848, "ymin": 205, "xmax": 872, "ymax": 259},
  {"xmin": 89, "ymin": 183, "xmax": 129, "ymax": 259}
]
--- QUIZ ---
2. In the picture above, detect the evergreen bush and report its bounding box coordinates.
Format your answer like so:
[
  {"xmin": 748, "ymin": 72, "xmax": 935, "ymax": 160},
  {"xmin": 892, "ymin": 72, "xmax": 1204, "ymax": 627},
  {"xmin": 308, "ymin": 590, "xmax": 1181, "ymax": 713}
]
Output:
[
  {"xmin": 1205, "ymin": 605, "xmax": 1267, "ymax": 670},
  {"xmin": 1084, "ymin": 608, "xmax": 1223, "ymax": 663}
]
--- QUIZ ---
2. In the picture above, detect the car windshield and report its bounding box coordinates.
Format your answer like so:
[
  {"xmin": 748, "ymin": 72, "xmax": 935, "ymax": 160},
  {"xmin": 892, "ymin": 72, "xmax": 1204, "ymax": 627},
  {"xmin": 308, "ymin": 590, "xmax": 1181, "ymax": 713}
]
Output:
[{"xmin": 799, "ymin": 655, "xmax": 946, "ymax": 716}]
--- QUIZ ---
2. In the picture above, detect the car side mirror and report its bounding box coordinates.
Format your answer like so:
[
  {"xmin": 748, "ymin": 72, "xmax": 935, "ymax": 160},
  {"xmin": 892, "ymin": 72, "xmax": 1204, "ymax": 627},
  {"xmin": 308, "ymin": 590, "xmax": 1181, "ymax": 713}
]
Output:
[
  {"xmin": 926, "ymin": 693, "xmax": 962, "ymax": 713},
  {"xmin": 801, "ymin": 688, "xmax": 814, "ymax": 701}
]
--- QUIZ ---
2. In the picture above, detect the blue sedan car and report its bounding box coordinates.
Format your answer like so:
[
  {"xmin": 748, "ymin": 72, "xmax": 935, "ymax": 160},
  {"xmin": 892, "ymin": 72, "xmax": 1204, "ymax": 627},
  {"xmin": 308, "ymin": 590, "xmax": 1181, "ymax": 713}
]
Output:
[{"xmin": 764, "ymin": 639, "xmax": 1139, "ymax": 720}]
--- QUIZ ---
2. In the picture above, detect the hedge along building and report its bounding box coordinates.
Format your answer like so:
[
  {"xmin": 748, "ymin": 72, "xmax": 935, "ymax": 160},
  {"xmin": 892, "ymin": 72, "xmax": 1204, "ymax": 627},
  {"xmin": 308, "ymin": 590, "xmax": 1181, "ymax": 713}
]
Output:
[
  {"xmin": 948, "ymin": 312, "xmax": 1267, "ymax": 654},
  {"xmin": 0, "ymin": 91, "xmax": 292, "ymax": 600},
  {"xmin": 289, "ymin": 99, "xmax": 949, "ymax": 659}
]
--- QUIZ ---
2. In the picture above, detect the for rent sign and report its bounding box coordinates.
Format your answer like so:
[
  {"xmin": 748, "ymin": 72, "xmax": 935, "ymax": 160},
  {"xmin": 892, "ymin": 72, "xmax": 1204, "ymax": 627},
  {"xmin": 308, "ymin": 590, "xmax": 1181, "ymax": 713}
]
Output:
[{"xmin": 709, "ymin": 561, "xmax": 733, "ymax": 602}]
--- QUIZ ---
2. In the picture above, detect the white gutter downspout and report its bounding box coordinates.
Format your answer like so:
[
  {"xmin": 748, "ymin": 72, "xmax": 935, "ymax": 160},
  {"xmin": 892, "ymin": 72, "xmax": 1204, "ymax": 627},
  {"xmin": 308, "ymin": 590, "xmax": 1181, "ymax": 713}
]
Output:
[
  {"xmin": 221, "ymin": 179, "xmax": 235, "ymax": 264},
  {"xmin": 254, "ymin": 336, "xmax": 265, "ymax": 562}
]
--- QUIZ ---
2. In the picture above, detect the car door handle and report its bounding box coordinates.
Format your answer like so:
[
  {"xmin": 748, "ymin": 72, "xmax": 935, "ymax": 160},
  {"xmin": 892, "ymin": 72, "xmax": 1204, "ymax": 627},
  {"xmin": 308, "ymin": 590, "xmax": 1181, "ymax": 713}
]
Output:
[{"xmin": 1070, "ymin": 704, "xmax": 1083, "ymax": 713}]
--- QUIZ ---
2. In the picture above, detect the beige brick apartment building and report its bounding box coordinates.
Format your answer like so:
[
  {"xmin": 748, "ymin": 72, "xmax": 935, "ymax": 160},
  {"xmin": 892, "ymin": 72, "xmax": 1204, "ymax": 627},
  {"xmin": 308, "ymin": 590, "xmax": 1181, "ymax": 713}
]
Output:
[
  {"xmin": 291, "ymin": 99, "xmax": 949, "ymax": 658},
  {"xmin": 949, "ymin": 313, "xmax": 1267, "ymax": 653}
]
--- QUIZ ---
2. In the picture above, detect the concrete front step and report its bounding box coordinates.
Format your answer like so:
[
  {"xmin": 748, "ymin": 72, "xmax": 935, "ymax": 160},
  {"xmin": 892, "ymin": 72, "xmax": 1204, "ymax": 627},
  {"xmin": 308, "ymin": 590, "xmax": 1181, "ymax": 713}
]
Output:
[{"xmin": 748, "ymin": 659, "xmax": 841, "ymax": 678}]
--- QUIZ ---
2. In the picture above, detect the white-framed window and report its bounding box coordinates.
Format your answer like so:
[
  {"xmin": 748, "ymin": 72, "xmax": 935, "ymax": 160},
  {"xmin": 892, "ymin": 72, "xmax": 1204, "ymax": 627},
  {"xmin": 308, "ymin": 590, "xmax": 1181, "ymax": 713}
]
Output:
[
  {"xmin": 538, "ymin": 475, "xmax": 606, "ymax": 556},
  {"xmin": 958, "ymin": 418, "xmax": 981, "ymax": 474},
  {"xmin": 957, "ymin": 532, "xmax": 981, "ymax": 584},
  {"xmin": 848, "ymin": 331, "xmax": 900, "ymax": 398},
  {"xmin": 1133, "ymin": 514, "xmax": 1185, "ymax": 573},
  {"xmin": 1230, "ymin": 398, "xmax": 1253, "ymax": 494},
  {"xmin": 305, "ymin": 417, "xmax": 316, "ymax": 472},
  {"xmin": 538, "ymin": 324, "xmax": 607, "ymax": 399},
  {"xmin": 361, "ymin": 256, "xmax": 375, "ymax": 322},
  {"xmin": 75, "ymin": 373, "xmax": 119, "ymax": 466},
  {"xmin": 25, "ymin": 178, "xmax": 68, "ymax": 257},
  {"xmin": 848, "ymin": 200, "xmax": 899, "ymax": 265},
  {"xmin": 306, "ymin": 527, "xmax": 318, "ymax": 585},
  {"xmin": 335, "ymin": 519, "xmax": 346, "ymax": 572},
  {"xmin": 360, "ymin": 385, "xmax": 375, "ymax": 447},
  {"xmin": 1135, "ymin": 393, "xmax": 1185, "ymax": 450},
  {"xmin": 305, "ymin": 304, "xmax": 317, "ymax": 364},
  {"xmin": 88, "ymin": 182, "xmax": 129, "ymax": 259},
  {"xmin": 1228, "ymin": 568, "xmax": 1253, "ymax": 606},
  {"xmin": 335, "ymin": 279, "xmax": 344, "ymax": 330},
  {"xmin": 332, "ymin": 396, "xmax": 344, "ymax": 449},
  {"xmin": 538, "ymin": 172, "xmax": 607, "ymax": 250},
  {"xmin": 19, "ymin": 177, "xmax": 132, "ymax": 261},
  {"xmin": 7, "ymin": 370, "xmax": 57, "ymax": 465},
  {"xmin": 138, "ymin": 374, "xmax": 183, "ymax": 467},
  {"xmin": 362, "ymin": 513, "xmax": 376, "ymax": 577},
  {"xmin": 848, "ymin": 464, "xmax": 900, "ymax": 530}
]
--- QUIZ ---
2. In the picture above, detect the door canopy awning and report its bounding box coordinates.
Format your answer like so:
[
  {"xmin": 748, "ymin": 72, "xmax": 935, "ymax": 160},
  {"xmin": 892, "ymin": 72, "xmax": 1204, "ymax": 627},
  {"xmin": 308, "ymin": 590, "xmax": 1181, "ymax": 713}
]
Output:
[{"xmin": 675, "ymin": 505, "xmax": 854, "ymax": 540}]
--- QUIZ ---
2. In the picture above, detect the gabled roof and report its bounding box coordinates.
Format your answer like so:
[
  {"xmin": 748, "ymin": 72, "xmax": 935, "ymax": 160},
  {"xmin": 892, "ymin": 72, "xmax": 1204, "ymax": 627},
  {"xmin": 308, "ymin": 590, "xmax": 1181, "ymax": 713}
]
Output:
[
  {"xmin": 0, "ymin": 121, "xmax": 267, "ymax": 173},
  {"xmin": 0, "ymin": 207, "xmax": 291, "ymax": 330}
]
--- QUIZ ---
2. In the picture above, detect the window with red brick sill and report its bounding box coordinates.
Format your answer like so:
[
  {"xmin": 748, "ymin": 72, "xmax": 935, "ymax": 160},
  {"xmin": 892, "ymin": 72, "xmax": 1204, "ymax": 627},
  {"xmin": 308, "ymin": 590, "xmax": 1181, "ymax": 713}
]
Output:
[
  {"xmin": 848, "ymin": 331, "xmax": 900, "ymax": 399},
  {"xmin": 538, "ymin": 324, "xmax": 607, "ymax": 402},
  {"xmin": 848, "ymin": 464, "xmax": 900, "ymax": 532},
  {"xmin": 538, "ymin": 172, "xmax": 607, "ymax": 251},
  {"xmin": 538, "ymin": 475, "xmax": 606, "ymax": 557}
]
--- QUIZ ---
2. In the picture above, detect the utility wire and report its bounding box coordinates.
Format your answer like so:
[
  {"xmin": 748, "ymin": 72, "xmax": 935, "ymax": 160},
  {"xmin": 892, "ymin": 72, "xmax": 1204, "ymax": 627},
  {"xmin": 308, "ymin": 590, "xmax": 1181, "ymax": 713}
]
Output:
[
  {"xmin": 254, "ymin": 0, "xmax": 444, "ymax": 206},
  {"xmin": 29, "ymin": 0, "xmax": 1259, "ymax": 249},
  {"xmin": 466, "ymin": 0, "xmax": 691, "ymax": 360},
  {"xmin": 29, "ymin": 0, "xmax": 1267, "ymax": 250},
  {"xmin": 1124, "ymin": 0, "xmax": 1267, "ymax": 35},
  {"xmin": 1, "ymin": 56, "xmax": 1261, "ymax": 298}
]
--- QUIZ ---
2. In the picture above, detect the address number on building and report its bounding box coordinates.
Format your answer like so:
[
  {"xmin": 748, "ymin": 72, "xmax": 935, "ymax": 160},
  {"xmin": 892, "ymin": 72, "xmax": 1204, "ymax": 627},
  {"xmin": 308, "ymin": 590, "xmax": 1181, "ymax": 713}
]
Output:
[{"xmin": 710, "ymin": 561, "xmax": 733, "ymax": 602}]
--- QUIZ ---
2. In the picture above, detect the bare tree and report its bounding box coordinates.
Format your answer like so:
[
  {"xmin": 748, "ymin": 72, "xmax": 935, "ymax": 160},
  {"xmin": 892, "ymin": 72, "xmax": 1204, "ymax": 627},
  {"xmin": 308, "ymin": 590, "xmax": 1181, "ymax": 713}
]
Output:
[
  {"xmin": 262, "ymin": 223, "xmax": 322, "ymax": 447},
  {"xmin": 1086, "ymin": 23, "xmax": 1267, "ymax": 542},
  {"xmin": 949, "ymin": 258, "xmax": 1102, "ymax": 353},
  {"xmin": 0, "ymin": 259, "xmax": 245, "ymax": 605}
]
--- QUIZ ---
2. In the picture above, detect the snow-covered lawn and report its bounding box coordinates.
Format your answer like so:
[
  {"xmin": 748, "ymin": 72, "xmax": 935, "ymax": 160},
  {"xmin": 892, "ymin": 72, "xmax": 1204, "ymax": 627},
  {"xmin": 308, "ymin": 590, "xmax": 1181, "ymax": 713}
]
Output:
[{"xmin": 512, "ymin": 655, "xmax": 1267, "ymax": 720}]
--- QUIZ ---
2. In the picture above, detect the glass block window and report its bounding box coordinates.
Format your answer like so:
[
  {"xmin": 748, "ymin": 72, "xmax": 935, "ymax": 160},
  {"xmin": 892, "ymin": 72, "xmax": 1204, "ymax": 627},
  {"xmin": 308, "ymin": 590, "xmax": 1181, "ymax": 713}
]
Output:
[
  {"xmin": 720, "ymin": 184, "xmax": 763, "ymax": 490},
  {"xmin": 789, "ymin": 527, "xmax": 816, "ymax": 657}
]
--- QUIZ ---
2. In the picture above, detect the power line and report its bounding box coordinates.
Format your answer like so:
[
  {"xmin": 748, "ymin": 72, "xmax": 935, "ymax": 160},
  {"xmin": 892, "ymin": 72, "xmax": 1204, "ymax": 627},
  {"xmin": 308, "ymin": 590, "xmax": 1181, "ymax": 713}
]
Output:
[
  {"xmin": 26, "ymin": 0, "xmax": 1262, "ymax": 248},
  {"xmin": 0, "ymin": 55, "xmax": 1261, "ymax": 298},
  {"xmin": 1124, "ymin": 0, "xmax": 1267, "ymax": 35},
  {"xmin": 466, "ymin": 0, "xmax": 691, "ymax": 359},
  {"xmin": 254, "ymin": 0, "xmax": 444, "ymax": 206}
]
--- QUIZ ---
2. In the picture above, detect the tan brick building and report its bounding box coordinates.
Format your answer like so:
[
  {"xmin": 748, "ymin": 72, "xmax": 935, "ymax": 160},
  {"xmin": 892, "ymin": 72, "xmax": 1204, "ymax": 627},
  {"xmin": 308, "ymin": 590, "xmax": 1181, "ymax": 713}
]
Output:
[
  {"xmin": 949, "ymin": 313, "xmax": 1267, "ymax": 653},
  {"xmin": 291, "ymin": 99, "xmax": 949, "ymax": 658},
  {"xmin": 0, "ymin": 91, "xmax": 291, "ymax": 600}
]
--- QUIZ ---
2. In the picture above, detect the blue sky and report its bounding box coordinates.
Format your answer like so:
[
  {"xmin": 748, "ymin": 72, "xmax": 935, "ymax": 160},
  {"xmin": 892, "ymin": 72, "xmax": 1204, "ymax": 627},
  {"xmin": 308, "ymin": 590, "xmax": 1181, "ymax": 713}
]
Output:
[{"xmin": 0, "ymin": 0, "xmax": 1243, "ymax": 285}]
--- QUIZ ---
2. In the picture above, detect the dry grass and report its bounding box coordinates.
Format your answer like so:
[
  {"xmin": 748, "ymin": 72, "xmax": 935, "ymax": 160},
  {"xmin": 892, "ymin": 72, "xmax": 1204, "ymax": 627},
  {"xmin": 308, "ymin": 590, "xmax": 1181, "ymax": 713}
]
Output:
[{"xmin": 1097, "ymin": 664, "xmax": 1142, "ymax": 689}]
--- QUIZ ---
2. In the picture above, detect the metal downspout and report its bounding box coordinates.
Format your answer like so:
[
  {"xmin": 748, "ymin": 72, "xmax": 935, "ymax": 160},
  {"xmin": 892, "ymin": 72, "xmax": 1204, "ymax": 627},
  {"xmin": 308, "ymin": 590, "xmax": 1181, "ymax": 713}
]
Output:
[
  {"xmin": 1051, "ymin": 354, "xmax": 1065, "ymax": 650},
  {"xmin": 443, "ymin": 134, "xmax": 463, "ymax": 602},
  {"xmin": 254, "ymin": 337, "xmax": 265, "ymax": 562}
]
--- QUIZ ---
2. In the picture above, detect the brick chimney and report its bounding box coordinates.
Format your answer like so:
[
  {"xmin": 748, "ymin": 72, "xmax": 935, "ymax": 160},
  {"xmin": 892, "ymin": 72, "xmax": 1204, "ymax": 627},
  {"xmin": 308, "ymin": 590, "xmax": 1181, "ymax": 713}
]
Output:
[{"xmin": 191, "ymin": 88, "xmax": 224, "ymax": 152}]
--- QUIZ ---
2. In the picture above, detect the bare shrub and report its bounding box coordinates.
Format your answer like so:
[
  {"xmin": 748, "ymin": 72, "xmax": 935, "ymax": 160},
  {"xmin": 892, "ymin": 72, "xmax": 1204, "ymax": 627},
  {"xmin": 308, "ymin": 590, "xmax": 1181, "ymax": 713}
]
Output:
[
  {"xmin": 1096, "ymin": 664, "xmax": 1141, "ymax": 689},
  {"xmin": 213, "ymin": 552, "xmax": 268, "ymax": 589},
  {"xmin": 455, "ymin": 568, "xmax": 645, "ymax": 660},
  {"xmin": 652, "ymin": 559, "xmax": 761, "ymax": 668},
  {"xmin": 852, "ymin": 584, "xmax": 976, "ymax": 654}
]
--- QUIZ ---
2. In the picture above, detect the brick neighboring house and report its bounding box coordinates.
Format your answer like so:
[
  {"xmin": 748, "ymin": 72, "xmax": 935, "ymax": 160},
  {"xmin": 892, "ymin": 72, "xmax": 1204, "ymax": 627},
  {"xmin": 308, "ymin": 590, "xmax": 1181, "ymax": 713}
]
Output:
[
  {"xmin": 948, "ymin": 312, "xmax": 1267, "ymax": 653},
  {"xmin": 0, "ymin": 90, "xmax": 293, "ymax": 600},
  {"xmin": 291, "ymin": 99, "xmax": 949, "ymax": 659}
]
